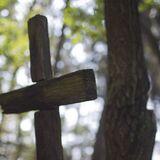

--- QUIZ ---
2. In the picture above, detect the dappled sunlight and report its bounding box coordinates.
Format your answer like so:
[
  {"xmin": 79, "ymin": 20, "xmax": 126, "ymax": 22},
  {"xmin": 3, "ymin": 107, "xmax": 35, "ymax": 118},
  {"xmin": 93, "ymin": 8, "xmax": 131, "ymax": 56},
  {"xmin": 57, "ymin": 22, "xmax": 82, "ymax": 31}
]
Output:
[
  {"xmin": 60, "ymin": 98, "xmax": 104, "ymax": 159},
  {"xmin": 52, "ymin": 0, "xmax": 65, "ymax": 10},
  {"xmin": 0, "ymin": 0, "xmax": 160, "ymax": 159},
  {"xmin": 65, "ymin": 108, "xmax": 78, "ymax": 129},
  {"xmin": 71, "ymin": 0, "xmax": 95, "ymax": 15},
  {"xmin": 20, "ymin": 118, "xmax": 32, "ymax": 132},
  {"xmin": 71, "ymin": 43, "xmax": 87, "ymax": 63},
  {"xmin": 16, "ymin": 67, "xmax": 33, "ymax": 87},
  {"xmin": 152, "ymin": 141, "xmax": 160, "ymax": 160},
  {"xmin": 0, "ymin": 55, "xmax": 6, "ymax": 67},
  {"xmin": 0, "ymin": 9, "xmax": 9, "ymax": 17},
  {"xmin": 80, "ymin": 98, "xmax": 104, "ymax": 116}
]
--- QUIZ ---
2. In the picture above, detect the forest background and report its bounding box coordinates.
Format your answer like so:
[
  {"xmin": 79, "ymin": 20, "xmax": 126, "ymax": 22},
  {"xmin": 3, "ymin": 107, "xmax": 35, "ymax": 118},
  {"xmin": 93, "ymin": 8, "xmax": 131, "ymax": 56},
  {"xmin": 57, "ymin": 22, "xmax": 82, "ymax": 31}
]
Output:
[{"xmin": 0, "ymin": 0, "xmax": 160, "ymax": 159}]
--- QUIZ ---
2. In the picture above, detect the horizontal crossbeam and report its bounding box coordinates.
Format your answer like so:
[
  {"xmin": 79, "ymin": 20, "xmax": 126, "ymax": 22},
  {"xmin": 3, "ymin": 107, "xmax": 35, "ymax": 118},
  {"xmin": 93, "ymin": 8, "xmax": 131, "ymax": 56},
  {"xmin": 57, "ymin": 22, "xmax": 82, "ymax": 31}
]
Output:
[{"xmin": 0, "ymin": 69, "xmax": 97, "ymax": 114}]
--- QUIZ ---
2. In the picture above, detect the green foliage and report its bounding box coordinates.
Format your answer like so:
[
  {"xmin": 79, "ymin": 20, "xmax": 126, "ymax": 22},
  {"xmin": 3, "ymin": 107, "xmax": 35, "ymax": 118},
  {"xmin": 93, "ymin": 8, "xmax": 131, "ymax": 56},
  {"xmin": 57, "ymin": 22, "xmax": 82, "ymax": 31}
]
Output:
[
  {"xmin": 73, "ymin": 124, "xmax": 90, "ymax": 135},
  {"xmin": 139, "ymin": 0, "xmax": 160, "ymax": 11},
  {"xmin": 0, "ymin": 0, "xmax": 17, "ymax": 10},
  {"xmin": 0, "ymin": 18, "xmax": 28, "ymax": 69},
  {"xmin": 64, "ymin": 0, "xmax": 106, "ymax": 43}
]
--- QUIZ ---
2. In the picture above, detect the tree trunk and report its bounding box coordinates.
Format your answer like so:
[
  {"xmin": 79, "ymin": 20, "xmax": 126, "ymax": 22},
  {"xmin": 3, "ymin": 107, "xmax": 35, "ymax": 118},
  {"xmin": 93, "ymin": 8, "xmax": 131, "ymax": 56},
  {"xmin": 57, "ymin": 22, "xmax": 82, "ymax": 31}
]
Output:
[{"xmin": 104, "ymin": 0, "xmax": 156, "ymax": 159}]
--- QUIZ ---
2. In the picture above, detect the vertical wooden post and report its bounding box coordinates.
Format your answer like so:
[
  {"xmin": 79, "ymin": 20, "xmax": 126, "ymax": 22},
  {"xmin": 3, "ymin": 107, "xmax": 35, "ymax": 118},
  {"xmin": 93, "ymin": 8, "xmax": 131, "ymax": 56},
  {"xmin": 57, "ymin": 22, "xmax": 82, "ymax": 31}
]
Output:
[
  {"xmin": 28, "ymin": 14, "xmax": 52, "ymax": 82},
  {"xmin": 34, "ymin": 110, "xmax": 63, "ymax": 160},
  {"xmin": 28, "ymin": 15, "xmax": 63, "ymax": 160}
]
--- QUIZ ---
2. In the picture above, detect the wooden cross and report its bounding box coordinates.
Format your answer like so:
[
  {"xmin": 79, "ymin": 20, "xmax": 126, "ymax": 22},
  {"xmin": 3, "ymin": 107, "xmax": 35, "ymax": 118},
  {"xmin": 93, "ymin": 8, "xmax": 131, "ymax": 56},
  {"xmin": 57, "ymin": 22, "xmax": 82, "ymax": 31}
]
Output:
[{"xmin": 0, "ymin": 15, "xmax": 97, "ymax": 160}]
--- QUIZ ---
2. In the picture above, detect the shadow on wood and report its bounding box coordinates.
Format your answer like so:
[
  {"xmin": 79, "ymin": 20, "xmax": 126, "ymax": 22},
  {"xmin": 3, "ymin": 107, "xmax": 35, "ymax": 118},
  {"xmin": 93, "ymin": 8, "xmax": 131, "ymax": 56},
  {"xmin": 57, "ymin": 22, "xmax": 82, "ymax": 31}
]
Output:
[{"xmin": 0, "ymin": 69, "xmax": 97, "ymax": 113}]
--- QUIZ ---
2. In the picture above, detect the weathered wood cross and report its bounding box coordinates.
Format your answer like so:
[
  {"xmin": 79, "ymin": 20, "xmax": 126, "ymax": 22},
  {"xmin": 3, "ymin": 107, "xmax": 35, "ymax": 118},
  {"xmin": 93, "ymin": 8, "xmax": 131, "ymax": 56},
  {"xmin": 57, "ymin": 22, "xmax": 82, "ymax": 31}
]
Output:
[{"xmin": 0, "ymin": 15, "xmax": 97, "ymax": 159}]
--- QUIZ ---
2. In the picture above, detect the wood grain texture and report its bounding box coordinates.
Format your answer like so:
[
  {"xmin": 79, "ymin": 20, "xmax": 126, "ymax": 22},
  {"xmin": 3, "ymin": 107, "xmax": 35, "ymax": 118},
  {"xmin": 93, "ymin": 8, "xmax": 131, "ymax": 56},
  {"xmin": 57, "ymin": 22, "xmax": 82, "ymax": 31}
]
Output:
[
  {"xmin": 104, "ymin": 1, "xmax": 156, "ymax": 160},
  {"xmin": 0, "ymin": 69, "xmax": 97, "ymax": 113},
  {"xmin": 29, "ymin": 15, "xmax": 63, "ymax": 160},
  {"xmin": 28, "ymin": 14, "xmax": 52, "ymax": 81},
  {"xmin": 34, "ymin": 110, "xmax": 63, "ymax": 160}
]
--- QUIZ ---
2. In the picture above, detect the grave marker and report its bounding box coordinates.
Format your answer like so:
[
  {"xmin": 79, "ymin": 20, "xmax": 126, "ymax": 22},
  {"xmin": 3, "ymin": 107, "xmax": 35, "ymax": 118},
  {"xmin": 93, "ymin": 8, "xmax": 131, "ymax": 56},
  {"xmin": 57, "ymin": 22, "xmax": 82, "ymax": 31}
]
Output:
[{"xmin": 0, "ymin": 15, "xmax": 97, "ymax": 160}]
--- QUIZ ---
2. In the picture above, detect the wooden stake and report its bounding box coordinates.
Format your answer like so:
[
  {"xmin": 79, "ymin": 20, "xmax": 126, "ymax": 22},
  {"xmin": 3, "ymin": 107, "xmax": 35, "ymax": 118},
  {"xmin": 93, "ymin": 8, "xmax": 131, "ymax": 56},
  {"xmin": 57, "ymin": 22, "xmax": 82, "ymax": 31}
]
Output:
[
  {"xmin": 28, "ymin": 14, "xmax": 52, "ymax": 81},
  {"xmin": 34, "ymin": 109, "xmax": 63, "ymax": 160}
]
